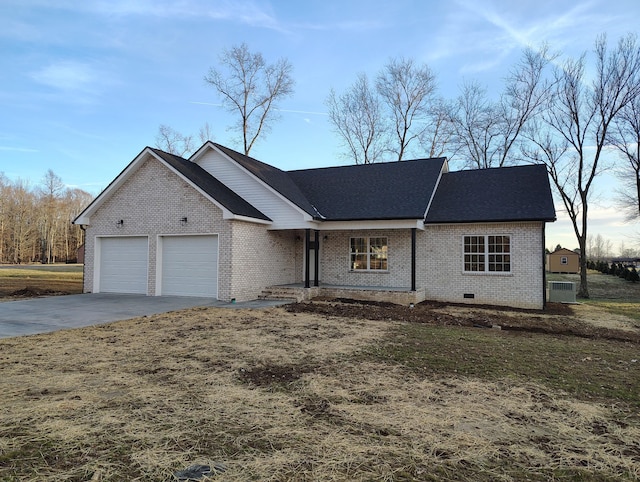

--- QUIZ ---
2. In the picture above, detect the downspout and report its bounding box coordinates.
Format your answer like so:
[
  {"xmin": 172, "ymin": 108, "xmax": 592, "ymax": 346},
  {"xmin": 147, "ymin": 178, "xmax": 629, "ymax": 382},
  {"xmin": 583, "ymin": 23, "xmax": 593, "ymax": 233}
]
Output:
[{"xmin": 80, "ymin": 224, "xmax": 87, "ymax": 294}]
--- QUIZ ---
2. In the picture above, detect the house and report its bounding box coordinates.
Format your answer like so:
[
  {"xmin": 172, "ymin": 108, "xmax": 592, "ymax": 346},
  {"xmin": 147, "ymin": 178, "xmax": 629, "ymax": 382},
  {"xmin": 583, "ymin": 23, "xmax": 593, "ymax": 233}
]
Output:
[
  {"xmin": 547, "ymin": 248, "xmax": 579, "ymax": 274},
  {"xmin": 73, "ymin": 141, "xmax": 556, "ymax": 309}
]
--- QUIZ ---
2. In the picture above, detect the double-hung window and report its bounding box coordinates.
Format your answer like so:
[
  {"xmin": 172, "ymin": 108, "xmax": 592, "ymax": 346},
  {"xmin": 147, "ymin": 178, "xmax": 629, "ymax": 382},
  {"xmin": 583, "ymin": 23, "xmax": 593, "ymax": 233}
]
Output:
[
  {"xmin": 350, "ymin": 237, "xmax": 388, "ymax": 271},
  {"xmin": 464, "ymin": 235, "xmax": 511, "ymax": 273}
]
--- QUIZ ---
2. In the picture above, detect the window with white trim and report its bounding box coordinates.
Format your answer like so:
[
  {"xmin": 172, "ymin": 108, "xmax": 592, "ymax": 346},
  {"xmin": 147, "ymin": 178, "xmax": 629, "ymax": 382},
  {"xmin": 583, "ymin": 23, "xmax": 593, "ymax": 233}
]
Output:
[
  {"xmin": 464, "ymin": 235, "xmax": 511, "ymax": 273},
  {"xmin": 561, "ymin": 256, "xmax": 568, "ymax": 265},
  {"xmin": 350, "ymin": 237, "xmax": 388, "ymax": 271}
]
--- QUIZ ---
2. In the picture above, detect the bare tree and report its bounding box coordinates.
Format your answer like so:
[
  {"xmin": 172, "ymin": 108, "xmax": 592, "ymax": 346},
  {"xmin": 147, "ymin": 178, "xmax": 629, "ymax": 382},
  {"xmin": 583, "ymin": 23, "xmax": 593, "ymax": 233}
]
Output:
[
  {"xmin": 449, "ymin": 80, "xmax": 502, "ymax": 168},
  {"xmin": 198, "ymin": 122, "xmax": 214, "ymax": 144},
  {"xmin": 419, "ymin": 98, "xmax": 456, "ymax": 158},
  {"xmin": 326, "ymin": 73, "xmax": 388, "ymax": 164},
  {"xmin": 154, "ymin": 124, "xmax": 194, "ymax": 157},
  {"xmin": 38, "ymin": 169, "xmax": 65, "ymax": 264},
  {"xmin": 204, "ymin": 43, "xmax": 294, "ymax": 155},
  {"xmin": 450, "ymin": 46, "xmax": 552, "ymax": 169},
  {"xmin": 523, "ymin": 34, "xmax": 640, "ymax": 298},
  {"xmin": 608, "ymin": 94, "xmax": 640, "ymax": 220},
  {"xmin": 376, "ymin": 57, "xmax": 437, "ymax": 160},
  {"xmin": 587, "ymin": 233, "xmax": 613, "ymax": 260}
]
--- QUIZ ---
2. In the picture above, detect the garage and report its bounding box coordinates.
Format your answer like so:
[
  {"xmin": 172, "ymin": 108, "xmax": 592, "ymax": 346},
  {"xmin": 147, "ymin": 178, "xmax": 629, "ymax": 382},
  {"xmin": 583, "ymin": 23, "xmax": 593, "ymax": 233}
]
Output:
[
  {"xmin": 99, "ymin": 236, "xmax": 149, "ymax": 294},
  {"xmin": 160, "ymin": 235, "xmax": 218, "ymax": 298}
]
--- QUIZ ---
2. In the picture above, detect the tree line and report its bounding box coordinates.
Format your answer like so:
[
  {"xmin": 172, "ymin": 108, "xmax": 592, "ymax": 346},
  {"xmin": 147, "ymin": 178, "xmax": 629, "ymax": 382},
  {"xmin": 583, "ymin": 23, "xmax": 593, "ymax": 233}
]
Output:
[{"xmin": 0, "ymin": 170, "xmax": 93, "ymax": 264}]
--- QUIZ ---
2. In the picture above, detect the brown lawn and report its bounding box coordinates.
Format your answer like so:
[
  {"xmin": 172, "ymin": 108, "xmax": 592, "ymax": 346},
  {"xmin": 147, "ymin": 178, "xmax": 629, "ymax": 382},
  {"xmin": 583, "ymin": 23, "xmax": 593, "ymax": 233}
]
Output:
[{"xmin": 0, "ymin": 271, "xmax": 639, "ymax": 481}]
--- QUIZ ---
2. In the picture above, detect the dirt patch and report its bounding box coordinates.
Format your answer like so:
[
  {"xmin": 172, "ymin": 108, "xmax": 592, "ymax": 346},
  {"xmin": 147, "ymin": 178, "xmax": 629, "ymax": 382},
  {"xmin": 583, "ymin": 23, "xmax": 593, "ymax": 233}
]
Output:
[
  {"xmin": 9, "ymin": 286, "xmax": 72, "ymax": 298},
  {"xmin": 286, "ymin": 298, "xmax": 640, "ymax": 343}
]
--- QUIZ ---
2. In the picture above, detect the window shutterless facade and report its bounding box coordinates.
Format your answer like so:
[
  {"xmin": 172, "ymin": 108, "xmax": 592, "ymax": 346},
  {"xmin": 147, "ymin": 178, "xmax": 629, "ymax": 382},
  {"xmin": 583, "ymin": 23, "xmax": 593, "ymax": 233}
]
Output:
[
  {"xmin": 463, "ymin": 235, "xmax": 511, "ymax": 273},
  {"xmin": 350, "ymin": 237, "xmax": 388, "ymax": 271}
]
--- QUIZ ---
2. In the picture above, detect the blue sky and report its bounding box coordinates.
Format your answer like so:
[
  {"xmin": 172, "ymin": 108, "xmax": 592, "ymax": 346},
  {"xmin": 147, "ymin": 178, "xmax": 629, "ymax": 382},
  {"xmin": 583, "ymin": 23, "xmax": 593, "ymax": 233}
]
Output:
[{"xmin": 1, "ymin": 0, "xmax": 639, "ymax": 251}]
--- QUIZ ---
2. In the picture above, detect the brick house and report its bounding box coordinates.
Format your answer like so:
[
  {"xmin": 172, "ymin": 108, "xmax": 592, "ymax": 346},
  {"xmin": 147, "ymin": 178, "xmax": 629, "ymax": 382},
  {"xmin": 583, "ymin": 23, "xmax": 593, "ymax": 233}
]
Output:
[{"xmin": 73, "ymin": 141, "xmax": 556, "ymax": 309}]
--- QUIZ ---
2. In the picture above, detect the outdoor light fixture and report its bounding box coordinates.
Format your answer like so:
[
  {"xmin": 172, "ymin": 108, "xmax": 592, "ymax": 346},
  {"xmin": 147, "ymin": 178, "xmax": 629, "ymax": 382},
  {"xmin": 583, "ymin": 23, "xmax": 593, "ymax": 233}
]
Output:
[
  {"xmin": 116, "ymin": 219, "xmax": 124, "ymax": 227},
  {"xmin": 180, "ymin": 217, "xmax": 188, "ymax": 225}
]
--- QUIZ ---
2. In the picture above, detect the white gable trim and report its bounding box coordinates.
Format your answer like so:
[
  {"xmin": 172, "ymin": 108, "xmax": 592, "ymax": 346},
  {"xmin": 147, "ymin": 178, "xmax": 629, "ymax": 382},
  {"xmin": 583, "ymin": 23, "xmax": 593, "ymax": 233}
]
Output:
[
  {"xmin": 73, "ymin": 148, "xmax": 270, "ymax": 226},
  {"xmin": 422, "ymin": 158, "xmax": 448, "ymax": 220},
  {"xmin": 191, "ymin": 142, "xmax": 315, "ymax": 222}
]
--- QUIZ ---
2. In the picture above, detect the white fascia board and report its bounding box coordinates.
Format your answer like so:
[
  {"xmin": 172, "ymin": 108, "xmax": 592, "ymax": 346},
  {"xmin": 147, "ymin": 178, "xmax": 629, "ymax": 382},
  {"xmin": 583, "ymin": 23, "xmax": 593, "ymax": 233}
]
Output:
[
  {"xmin": 280, "ymin": 219, "xmax": 425, "ymax": 231},
  {"xmin": 73, "ymin": 147, "xmax": 156, "ymax": 225},
  {"xmin": 203, "ymin": 143, "xmax": 315, "ymax": 222},
  {"xmin": 422, "ymin": 158, "xmax": 448, "ymax": 220},
  {"xmin": 226, "ymin": 214, "xmax": 272, "ymax": 225}
]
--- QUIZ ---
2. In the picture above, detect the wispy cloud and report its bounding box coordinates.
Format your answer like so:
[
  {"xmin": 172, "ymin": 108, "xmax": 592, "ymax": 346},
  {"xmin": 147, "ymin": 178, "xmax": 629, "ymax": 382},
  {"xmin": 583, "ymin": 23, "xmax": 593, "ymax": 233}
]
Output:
[
  {"xmin": 428, "ymin": 0, "xmax": 628, "ymax": 74},
  {"xmin": 0, "ymin": 146, "xmax": 39, "ymax": 153},
  {"xmin": 31, "ymin": 60, "xmax": 99, "ymax": 92}
]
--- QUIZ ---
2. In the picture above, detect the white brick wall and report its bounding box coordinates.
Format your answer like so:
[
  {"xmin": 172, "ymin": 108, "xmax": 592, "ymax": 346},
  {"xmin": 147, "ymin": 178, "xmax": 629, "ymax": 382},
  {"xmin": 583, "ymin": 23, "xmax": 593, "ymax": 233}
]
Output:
[
  {"xmin": 228, "ymin": 221, "xmax": 297, "ymax": 301},
  {"xmin": 417, "ymin": 222, "xmax": 546, "ymax": 309},
  {"xmin": 305, "ymin": 223, "xmax": 545, "ymax": 309},
  {"xmin": 319, "ymin": 230, "xmax": 412, "ymax": 288}
]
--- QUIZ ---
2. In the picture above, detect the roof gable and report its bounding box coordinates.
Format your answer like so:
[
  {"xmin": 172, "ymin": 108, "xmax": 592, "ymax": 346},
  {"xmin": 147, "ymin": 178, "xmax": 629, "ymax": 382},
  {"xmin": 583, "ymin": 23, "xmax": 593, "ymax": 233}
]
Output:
[
  {"xmin": 74, "ymin": 147, "xmax": 270, "ymax": 225},
  {"xmin": 150, "ymin": 149, "xmax": 271, "ymax": 221},
  {"xmin": 425, "ymin": 164, "xmax": 556, "ymax": 224},
  {"xmin": 550, "ymin": 248, "xmax": 578, "ymax": 256},
  {"xmin": 211, "ymin": 143, "xmax": 320, "ymax": 218}
]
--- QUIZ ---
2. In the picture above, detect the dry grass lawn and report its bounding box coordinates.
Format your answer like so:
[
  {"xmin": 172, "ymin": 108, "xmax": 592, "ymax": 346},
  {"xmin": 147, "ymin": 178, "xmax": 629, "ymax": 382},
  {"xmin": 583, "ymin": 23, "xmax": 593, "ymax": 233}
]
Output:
[
  {"xmin": 0, "ymin": 271, "xmax": 639, "ymax": 481},
  {"xmin": 0, "ymin": 265, "xmax": 83, "ymax": 300}
]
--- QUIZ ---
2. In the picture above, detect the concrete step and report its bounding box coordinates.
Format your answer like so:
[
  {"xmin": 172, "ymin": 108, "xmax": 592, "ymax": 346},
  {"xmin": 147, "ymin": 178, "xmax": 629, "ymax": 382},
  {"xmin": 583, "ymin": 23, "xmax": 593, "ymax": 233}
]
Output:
[{"xmin": 258, "ymin": 287, "xmax": 305, "ymax": 302}]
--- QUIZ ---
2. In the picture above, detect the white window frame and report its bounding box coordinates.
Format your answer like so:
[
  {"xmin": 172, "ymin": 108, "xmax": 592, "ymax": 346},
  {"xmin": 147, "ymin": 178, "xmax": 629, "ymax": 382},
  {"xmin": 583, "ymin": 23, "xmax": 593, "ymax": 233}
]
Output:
[
  {"xmin": 350, "ymin": 237, "xmax": 388, "ymax": 271},
  {"xmin": 463, "ymin": 235, "xmax": 511, "ymax": 274},
  {"xmin": 561, "ymin": 256, "xmax": 568, "ymax": 265}
]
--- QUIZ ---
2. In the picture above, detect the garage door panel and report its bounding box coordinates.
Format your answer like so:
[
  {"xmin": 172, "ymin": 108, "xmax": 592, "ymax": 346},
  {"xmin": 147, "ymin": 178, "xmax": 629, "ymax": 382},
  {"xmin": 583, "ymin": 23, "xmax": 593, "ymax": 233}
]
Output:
[
  {"xmin": 161, "ymin": 235, "xmax": 218, "ymax": 298},
  {"xmin": 99, "ymin": 237, "xmax": 148, "ymax": 294}
]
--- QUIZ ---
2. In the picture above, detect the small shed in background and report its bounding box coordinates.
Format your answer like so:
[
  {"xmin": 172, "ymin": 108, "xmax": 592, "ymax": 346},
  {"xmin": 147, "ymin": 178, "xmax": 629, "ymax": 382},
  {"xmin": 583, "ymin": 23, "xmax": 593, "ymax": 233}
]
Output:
[{"xmin": 547, "ymin": 247, "xmax": 579, "ymax": 273}]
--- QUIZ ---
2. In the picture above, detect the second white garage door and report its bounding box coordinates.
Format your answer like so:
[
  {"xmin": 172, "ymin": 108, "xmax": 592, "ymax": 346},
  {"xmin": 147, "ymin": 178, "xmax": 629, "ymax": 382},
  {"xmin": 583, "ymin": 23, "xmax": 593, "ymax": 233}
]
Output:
[{"xmin": 160, "ymin": 235, "xmax": 218, "ymax": 297}]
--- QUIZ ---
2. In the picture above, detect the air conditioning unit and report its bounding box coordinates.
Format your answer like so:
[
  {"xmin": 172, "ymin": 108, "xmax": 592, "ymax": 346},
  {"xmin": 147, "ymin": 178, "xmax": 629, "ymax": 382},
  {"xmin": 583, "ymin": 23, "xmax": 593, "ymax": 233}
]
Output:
[{"xmin": 548, "ymin": 281, "xmax": 576, "ymax": 303}]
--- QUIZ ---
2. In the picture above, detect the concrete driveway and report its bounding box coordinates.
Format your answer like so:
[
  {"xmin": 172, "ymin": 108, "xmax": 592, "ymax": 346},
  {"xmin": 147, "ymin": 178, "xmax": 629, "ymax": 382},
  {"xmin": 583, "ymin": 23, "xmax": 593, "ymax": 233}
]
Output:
[{"xmin": 0, "ymin": 293, "xmax": 289, "ymax": 339}]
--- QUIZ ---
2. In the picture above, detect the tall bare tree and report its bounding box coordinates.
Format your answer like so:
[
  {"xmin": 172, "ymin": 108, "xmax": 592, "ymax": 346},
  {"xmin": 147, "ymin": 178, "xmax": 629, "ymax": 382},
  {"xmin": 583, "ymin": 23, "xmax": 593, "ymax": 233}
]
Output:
[
  {"xmin": 608, "ymin": 94, "xmax": 640, "ymax": 221},
  {"xmin": 326, "ymin": 73, "xmax": 388, "ymax": 164},
  {"xmin": 39, "ymin": 170, "xmax": 65, "ymax": 264},
  {"xmin": 204, "ymin": 43, "xmax": 294, "ymax": 155},
  {"xmin": 450, "ymin": 46, "xmax": 553, "ymax": 169},
  {"xmin": 523, "ymin": 33, "xmax": 640, "ymax": 298},
  {"xmin": 376, "ymin": 57, "xmax": 437, "ymax": 160}
]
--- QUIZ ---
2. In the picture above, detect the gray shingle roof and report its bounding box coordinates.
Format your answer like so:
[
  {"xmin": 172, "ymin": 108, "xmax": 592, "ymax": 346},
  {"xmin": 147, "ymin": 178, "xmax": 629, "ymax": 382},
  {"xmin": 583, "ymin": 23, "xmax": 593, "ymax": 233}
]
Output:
[
  {"xmin": 152, "ymin": 148, "xmax": 271, "ymax": 222},
  {"xmin": 288, "ymin": 158, "xmax": 446, "ymax": 220},
  {"xmin": 425, "ymin": 164, "xmax": 556, "ymax": 223},
  {"xmin": 158, "ymin": 144, "xmax": 556, "ymax": 225}
]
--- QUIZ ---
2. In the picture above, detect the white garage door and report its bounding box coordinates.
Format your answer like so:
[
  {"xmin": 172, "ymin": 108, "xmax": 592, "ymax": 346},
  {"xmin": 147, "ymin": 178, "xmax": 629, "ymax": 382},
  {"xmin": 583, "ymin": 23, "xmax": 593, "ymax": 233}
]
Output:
[
  {"xmin": 99, "ymin": 237, "xmax": 148, "ymax": 294},
  {"xmin": 161, "ymin": 235, "xmax": 218, "ymax": 297}
]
